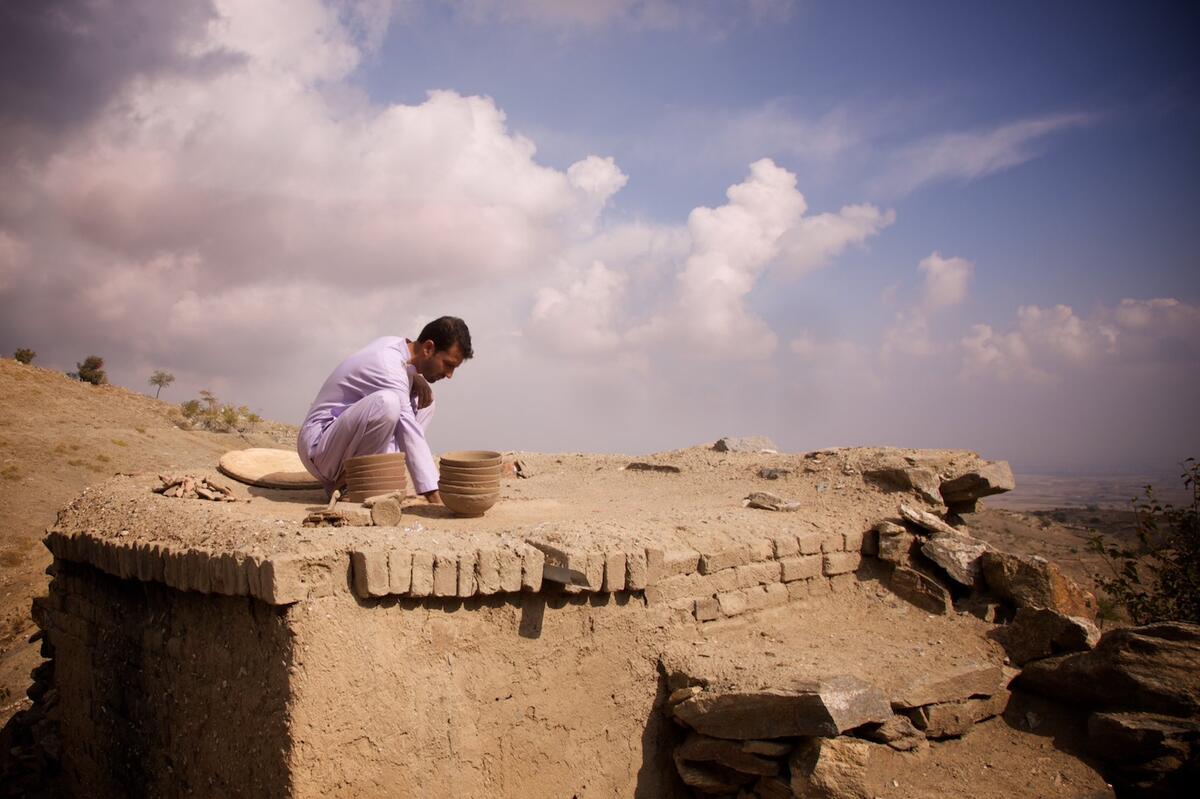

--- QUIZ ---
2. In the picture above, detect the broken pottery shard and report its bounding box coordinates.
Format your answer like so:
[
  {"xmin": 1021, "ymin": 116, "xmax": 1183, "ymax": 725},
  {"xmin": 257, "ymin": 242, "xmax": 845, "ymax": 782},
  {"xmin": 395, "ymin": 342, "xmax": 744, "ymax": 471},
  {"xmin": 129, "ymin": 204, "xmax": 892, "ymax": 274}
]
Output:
[
  {"xmin": 672, "ymin": 676, "xmax": 890, "ymax": 740},
  {"xmin": 980, "ymin": 550, "xmax": 1097, "ymax": 619},
  {"xmin": 898, "ymin": 503, "xmax": 961, "ymax": 536},
  {"xmin": 992, "ymin": 607, "xmax": 1100, "ymax": 665},
  {"xmin": 1017, "ymin": 622, "xmax": 1200, "ymax": 716},
  {"xmin": 892, "ymin": 663, "xmax": 1005, "ymax": 709},
  {"xmin": 676, "ymin": 732, "xmax": 780, "ymax": 777},
  {"xmin": 939, "ymin": 460, "xmax": 1015, "ymax": 506},
  {"xmin": 864, "ymin": 466, "xmax": 943, "ymax": 505},
  {"xmin": 744, "ymin": 491, "xmax": 801, "ymax": 512},
  {"xmin": 919, "ymin": 532, "xmax": 991, "ymax": 588},
  {"xmin": 713, "ymin": 436, "xmax": 777, "ymax": 453},
  {"xmin": 624, "ymin": 461, "xmax": 681, "ymax": 474},
  {"xmin": 789, "ymin": 737, "xmax": 873, "ymax": 799},
  {"xmin": 889, "ymin": 567, "xmax": 950, "ymax": 615}
]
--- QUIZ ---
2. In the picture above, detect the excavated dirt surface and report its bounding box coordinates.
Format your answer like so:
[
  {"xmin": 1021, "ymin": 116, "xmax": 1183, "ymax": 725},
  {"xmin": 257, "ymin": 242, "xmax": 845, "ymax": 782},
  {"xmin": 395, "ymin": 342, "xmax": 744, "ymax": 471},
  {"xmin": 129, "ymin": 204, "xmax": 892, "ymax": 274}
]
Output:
[{"xmin": 0, "ymin": 360, "xmax": 1135, "ymax": 796}]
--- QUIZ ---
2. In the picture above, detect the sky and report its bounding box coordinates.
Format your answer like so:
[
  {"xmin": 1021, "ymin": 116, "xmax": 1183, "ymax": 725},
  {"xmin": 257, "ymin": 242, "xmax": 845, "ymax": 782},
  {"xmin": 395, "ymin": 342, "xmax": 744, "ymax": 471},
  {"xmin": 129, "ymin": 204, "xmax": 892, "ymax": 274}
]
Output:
[{"xmin": 1, "ymin": 0, "xmax": 1197, "ymax": 475}]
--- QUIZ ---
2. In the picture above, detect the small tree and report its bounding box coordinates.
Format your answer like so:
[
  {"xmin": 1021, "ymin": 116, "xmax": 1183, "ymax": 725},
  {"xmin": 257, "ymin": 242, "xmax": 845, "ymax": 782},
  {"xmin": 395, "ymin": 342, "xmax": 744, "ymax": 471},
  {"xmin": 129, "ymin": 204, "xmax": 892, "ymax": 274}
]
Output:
[
  {"xmin": 1088, "ymin": 458, "xmax": 1200, "ymax": 625},
  {"xmin": 73, "ymin": 355, "xmax": 107, "ymax": 385},
  {"xmin": 149, "ymin": 370, "xmax": 175, "ymax": 399},
  {"xmin": 13, "ymin": 348, "xmax": 35, "ymax": 364},
  {"xmin": 180, "ymin": 399, "xmax": 202, "ymax": 419}
]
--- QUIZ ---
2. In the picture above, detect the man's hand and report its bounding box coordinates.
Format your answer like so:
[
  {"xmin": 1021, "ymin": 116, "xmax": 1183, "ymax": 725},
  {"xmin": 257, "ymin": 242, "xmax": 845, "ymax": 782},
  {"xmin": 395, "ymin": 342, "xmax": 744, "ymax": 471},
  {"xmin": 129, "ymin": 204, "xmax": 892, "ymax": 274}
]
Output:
[
  {"xmin": 410, "ymin": 372, "xmax": 433, "ymax": 409},
  {"xmin": 423, "ymin": 489, "xmax": 443, "ymax": 505}
]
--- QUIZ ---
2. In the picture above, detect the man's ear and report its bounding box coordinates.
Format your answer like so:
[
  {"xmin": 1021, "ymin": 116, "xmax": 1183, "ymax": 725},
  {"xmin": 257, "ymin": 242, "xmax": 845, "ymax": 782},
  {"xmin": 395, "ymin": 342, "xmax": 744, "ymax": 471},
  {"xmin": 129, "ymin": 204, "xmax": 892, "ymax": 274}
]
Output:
[{"xmin": 420, "ymin": 339, "xmax": 436, "ymax": 357}]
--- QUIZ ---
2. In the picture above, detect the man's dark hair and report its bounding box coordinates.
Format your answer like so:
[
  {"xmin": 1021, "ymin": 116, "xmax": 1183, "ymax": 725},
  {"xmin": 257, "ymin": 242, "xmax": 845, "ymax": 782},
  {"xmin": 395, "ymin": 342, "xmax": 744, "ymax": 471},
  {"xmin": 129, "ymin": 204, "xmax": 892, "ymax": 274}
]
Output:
[{"xmin": 417, "ymin": 316, "xmax": 473, "ymax": 359}]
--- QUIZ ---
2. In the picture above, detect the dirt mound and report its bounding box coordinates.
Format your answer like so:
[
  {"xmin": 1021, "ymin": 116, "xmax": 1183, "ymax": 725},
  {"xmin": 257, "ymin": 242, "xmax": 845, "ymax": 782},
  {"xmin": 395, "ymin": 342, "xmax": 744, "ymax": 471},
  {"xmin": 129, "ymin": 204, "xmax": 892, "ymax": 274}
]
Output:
[{"xmin": 0, "ymin": 358, "xmax": 296, "ymax": 724}]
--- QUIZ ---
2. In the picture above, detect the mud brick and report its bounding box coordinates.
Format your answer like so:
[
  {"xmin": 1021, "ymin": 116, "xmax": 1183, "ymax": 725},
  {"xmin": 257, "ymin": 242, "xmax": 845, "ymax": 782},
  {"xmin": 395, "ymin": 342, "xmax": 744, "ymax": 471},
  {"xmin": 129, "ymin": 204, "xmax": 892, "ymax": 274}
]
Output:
[
  {"xmin": 699, "ymin": 545, "xmax": 752, "ymax": 574},
  {"xmin": 772, "ymin": 534, "xmax": 800, "ymax": 558},
  {"xmin": 521, "ymin": 546, "xmax": 544, "ymax": 591},
  {"xmin": 497, "ymin": 548, "xmax": 523, "ymax": 593},
  {"xmin": 861, "ymin": 528, "xmax": 879, "ymax": 556},
  {"xmin": 243, "ymin": 554, "xmax": 262, "ymax": 598},
  {"xmin": 645, "ymin": 573, "xmax": 703, "ymax": 605},
  {"xmin": 433, "ymin": 553, "xmax": 458, "ymax": 597},
  {"xmin": 209, "ymin": 553, "xmax": 241, "ymax": 595},
  {"xmin": 457, "ymin": 551, "xmax": 478, "ymax": 597},
  {"xmin": 381, "ymin": 551, "xmax": 409, "ymax": 594},
  {"xmin": 232, "ymin": 553, "xmax": 251, "ymax": 594},
  {"xmin": 820, "ymin": 532, "xmax": 845, "ymax": 554},
  {"xmin": 735, "ymin": 561, "xmax": 782, "ymax": 589},
  {"xmin": 716, "ymin": 590, "xmax": 749, "ymax": 617},
  {"xmin": 117, "ymin": 545, "xmax": 137, "ymax": 580},
  {"xmin": 749, "ymin": 538, "xmax": 774, "ymax": 562},
  {"xmin": 843, "ymin": 529, "xmax": 865, "ymax": 552},
  {"xmin": 646, "ymin": 547, "xmax": 701, "ymax": 581},
  {"xmin": 475, "ymin": 549, "xmax": 500, "ymax": 595},
  {"xmin": 583, "ymin": 551, "xmax": 604, "ymax": 591},
  {"xmin": 695, "ymin": 596, "xmax": 720, "ymax": 622},
  {"xmin": 409, "ymin": 551, "xmax": 434, "ymax": 597},
  {"xmin": 823, "ymin": 552, "xmax": 862, "ymax": 576},
  {"xmin": 351, "ymin": 550, "xmax": 389, "ymax": 598},
  {"xmin": 601, "ymin": 551, "xmax": 627, "ymax": 592},
  {"xmin": 780, "ymin": 555, "xmax": 822, "ymax": 582},
  {"xmin": 187, "ymin": 549, "xmax": 213, "ymax": 593},
  {"xmin": 161, "ymin": 548, "xmax": 184, "ymax": 590},
  {"xmin": 796, "ymin": 532, "xmax": 822, "ymax": 555},
  {"xmin": 762, "ymin": 582, "xmax": 789, "ymax": 607},
  {"xmin": 625, "ymin": 549, "xmax": 648, "ymax": 590},
  {"xmin": 260, "ymin": 555, "xmax": 305, "ymax": 604}
]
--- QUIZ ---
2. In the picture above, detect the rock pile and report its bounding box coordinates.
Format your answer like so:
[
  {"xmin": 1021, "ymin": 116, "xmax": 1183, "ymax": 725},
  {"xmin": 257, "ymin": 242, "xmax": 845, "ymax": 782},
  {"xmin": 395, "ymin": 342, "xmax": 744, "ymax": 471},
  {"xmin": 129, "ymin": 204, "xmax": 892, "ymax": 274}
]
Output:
[
  {"xmin": 151, "ymin": 473, "xmax": 238, "ymax": 501},
  {"xmin": 663, "ymin": 664, "xmax": 1014, "ymax": 797}
]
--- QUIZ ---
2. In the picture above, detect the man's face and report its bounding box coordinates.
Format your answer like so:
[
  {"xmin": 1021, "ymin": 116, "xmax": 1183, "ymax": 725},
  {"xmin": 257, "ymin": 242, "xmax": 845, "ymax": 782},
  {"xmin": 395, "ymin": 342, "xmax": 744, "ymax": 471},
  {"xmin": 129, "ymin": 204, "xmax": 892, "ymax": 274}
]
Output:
[{"xmin": 416, "ymin": 341, "xmax": 465, "ymax": 383}]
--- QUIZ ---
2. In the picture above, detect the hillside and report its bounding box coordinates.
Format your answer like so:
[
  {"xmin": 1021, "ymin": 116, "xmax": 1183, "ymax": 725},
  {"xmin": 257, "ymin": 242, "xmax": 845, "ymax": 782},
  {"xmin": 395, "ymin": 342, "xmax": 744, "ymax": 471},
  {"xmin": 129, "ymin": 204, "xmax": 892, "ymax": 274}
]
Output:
[{"xmin": 0, "ymin": 358, "xmax": 297, "ymax": 724}]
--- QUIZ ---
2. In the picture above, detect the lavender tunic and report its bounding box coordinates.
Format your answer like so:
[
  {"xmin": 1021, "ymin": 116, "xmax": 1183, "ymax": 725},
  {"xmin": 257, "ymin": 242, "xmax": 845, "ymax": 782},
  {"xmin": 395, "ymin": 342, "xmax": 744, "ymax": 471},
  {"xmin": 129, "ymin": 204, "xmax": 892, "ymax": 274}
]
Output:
[{"xmin": 297, "ymin": 337, "xmax": 438, "ymax": 495}]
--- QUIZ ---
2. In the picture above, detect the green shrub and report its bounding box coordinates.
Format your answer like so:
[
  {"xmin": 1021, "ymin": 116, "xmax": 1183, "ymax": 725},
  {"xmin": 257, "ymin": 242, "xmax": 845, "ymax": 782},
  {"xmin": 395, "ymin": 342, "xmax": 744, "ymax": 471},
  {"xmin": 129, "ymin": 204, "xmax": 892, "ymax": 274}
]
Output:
[
  {"xmin": 13, "ymin": 349, "xmax": 35, "ymax": 364},
  {"xmin": 1088, "ymin": 458, "xmax": 1199, "ymax": 624},
  {"xmin": 71, "ymin": 355, "xmax": 107, "ymax": 385},
  {"xmin": 180, "ymin": 399, "xmax": 202, "ymax": 418}
]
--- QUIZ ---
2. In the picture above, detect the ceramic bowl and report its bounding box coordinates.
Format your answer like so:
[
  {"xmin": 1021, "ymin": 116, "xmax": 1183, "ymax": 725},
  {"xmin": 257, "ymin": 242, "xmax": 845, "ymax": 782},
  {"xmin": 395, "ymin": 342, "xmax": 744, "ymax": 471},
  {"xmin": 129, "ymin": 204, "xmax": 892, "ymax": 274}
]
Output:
[
  {"xmin": 345, "ymin": 452, "xmax": 406, "ymax": 469},
  {"xmin": 439, "ymin": 450, "xmax": 502, "ymax": 468},
  {"xmin": 438, "ymin": 462, "xmax": 501, "ymax": 476},
  {"xmin": 440, "ymin": 491, "xmax": 499, "ymax": 517},
  {"xmin": 438, "ymin": 481, "xmax": 499, "ymax": 495},
  {"xmin": 345, "ymin": 464, "xmax": 409, "ymax": 479}
]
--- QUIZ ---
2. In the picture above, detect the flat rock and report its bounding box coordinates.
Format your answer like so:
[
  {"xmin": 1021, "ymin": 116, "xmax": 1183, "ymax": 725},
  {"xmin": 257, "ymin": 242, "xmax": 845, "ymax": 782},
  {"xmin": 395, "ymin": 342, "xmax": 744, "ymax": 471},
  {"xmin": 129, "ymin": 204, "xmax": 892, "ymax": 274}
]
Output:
[
  {"xmin": 672, "ymin": 676, "xmax": 891, "ymax": 740},
  {"xmin": 920, "ymin": 532, "xmax": 991, "ymax": 588},
  {"xmin": 672, "ymin": 754, "xmax": 753, "ymax": 794},
  {"xmin": 908, "ymin": 690, "xmax": 1011, "ymax": 739},
  {"xmin": 789, "ymin": 737, "xmax": 873, "ymax": 799},
  {"xmin": 992, "ymin": 607, "xmax": 1100, "ymax": 665},
  {"xmin": 623, "ymin": 461, "xmax": 681, "ymax": 474},
  {"xmin": 940, "ymin": 461, "xmax": 1015, "ymax": 505},
  {"xmin": 864, "ymin": 467, "xmax": 943, "ymax": 505},
  {"xmin": 858, "ymin": 715, "xmax": 926, "ymax": 751},
  {"xmin": 1087, "ymin": 711, "xmax": 1200, "ymax": 798},
  {"xmin": 898, "ymin": 504, "xmax": 961, "ymax": 536},
  {"xmin": 874, "ymin": 522, "xmax": 914, "ymax": 566},
  {"xmin": 714, "ymin": 436, "xmax": 778, "ymax": 453},
  {"xmin": 889, "ymin": 567, "xmax": 951, "ymax": 615},
  {"xmin": 757, "ymin": 467, "xmax": 792, "ymax": 480},
  {"xmin": 980, "ymin": 551, "xmax": 1097, "ymax": 619},
  {"xmin": 676, "ymin": 732, "xmax": 780, "ymax": 777},
  {"xmin": 1018, "ymin": 622, "xmax": 1200, "ymax": 717},
  {"xmin": 892, "ymin": 663, "xmax": 1005, "ymax": 709},
  {"xmin": 745, "ymin": 491, "xmax": 802, "ymax": 512}
]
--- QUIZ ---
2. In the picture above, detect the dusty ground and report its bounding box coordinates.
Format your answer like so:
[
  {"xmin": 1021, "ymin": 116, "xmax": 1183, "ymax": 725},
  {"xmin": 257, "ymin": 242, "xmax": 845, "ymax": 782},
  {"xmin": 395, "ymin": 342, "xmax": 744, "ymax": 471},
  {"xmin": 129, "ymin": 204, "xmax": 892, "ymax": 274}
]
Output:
[{"xmin": 0, "ymin": 358, "xmax": 1150, "ymax": 796}]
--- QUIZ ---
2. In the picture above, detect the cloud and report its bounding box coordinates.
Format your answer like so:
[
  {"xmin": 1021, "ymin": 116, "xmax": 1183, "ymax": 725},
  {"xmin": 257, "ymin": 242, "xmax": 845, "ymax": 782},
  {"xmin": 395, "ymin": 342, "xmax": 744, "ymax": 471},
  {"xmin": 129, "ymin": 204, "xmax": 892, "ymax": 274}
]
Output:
[
  {"xmin": 918, "ymin": 251, "xmax": 973, "ymax": 310},
  {"xmin": 530, "ymin": 159, "xmax": 892, "ymax": 361},
  {"xmin": 880, "ymin": 251, "xmax": 973, "ymax": 359},
  {"xmin": 875, "ymin": 112, "xmax": 1094, "ymax": 196}
]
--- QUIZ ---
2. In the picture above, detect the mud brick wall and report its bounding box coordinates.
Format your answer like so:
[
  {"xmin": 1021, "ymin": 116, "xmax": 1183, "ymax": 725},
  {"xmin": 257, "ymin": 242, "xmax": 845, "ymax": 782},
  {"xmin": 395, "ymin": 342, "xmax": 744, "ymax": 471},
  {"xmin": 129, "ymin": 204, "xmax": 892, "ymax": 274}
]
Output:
[{"xmin": 33, "ymin": 560, "xmax": 293, "ymax": 798}]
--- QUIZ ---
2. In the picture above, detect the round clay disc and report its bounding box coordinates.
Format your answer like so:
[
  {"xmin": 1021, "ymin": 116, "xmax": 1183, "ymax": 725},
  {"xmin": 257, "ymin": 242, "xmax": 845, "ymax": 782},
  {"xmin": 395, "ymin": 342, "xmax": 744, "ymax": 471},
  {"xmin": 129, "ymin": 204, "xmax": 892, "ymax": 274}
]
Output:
[{"xmin": 218, "ymin": 448, "xmax": 322, "ymax": 489}]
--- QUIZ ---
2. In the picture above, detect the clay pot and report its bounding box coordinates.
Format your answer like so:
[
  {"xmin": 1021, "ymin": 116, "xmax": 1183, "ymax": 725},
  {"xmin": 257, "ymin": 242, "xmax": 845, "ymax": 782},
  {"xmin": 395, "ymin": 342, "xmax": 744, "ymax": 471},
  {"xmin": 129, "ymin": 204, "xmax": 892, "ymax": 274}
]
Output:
[
  {"xmin": 345, "ymin": 464, "xmax": 408, "ymax": 479},
  {"xmin": 438, "ymin": 470, "xmax": 499, "ymax": 483},
  {"xmin": 439, "ymin": 463, "xmax": 501, "ymax": 476},
  {"xmin": 440, "ymin": 491, "xmax": 499, "ymax": 517},
  {"xmin": 345, "ymin": 452, "xmax": 406, "ymax": 469},
  {"xmin": 438, "ymin": 481, "xmax": 499, "ymax": 495},
  {"xmin": 439, "ymin": 450, "xmax": 502, "ymax": 468}
]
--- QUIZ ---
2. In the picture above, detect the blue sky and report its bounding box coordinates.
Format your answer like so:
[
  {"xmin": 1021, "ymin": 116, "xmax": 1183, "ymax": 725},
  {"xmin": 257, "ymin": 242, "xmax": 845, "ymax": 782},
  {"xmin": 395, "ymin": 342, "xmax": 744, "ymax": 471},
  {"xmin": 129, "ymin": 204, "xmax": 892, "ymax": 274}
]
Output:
[{"xmin": 0, "ymin": 0, "xmax": 1196, "ymax": 474}]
